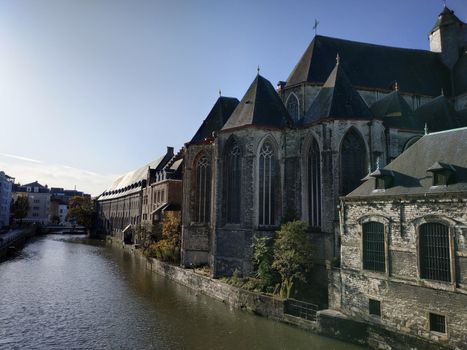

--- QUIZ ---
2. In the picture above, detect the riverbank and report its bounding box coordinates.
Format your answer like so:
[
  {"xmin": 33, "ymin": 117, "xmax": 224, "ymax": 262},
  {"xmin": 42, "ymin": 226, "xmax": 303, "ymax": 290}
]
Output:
[
  {"xmin": 0, "ymin": 227, "xmax": 36, "ymax": 261},
  {"xmin": 109, "ymin": 236, "xmax": 454, "ymax": 350}
]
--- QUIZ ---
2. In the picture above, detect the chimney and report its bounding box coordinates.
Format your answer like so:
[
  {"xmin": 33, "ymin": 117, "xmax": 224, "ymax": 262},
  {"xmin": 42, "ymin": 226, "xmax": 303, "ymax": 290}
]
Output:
[{"xmin": 167, "ymin": 146, "xmax": 174, "ymax": 156}]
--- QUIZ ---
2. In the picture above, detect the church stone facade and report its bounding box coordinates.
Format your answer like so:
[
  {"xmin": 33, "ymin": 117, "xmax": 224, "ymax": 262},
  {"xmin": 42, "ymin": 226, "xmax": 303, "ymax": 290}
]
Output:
[{"xmin": 181, "ymin": 6, "xmax": 467, "ymax": 277}]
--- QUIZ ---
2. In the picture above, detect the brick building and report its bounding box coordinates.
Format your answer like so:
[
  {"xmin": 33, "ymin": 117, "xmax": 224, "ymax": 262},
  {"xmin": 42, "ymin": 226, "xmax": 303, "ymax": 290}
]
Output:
[
  {"xmin": 97, "ymin": 147, "xmax": 182, "ymax": 243},
  {"xmin": 330, "ymin": 127, "xmax": 467, "ymax": 349}
]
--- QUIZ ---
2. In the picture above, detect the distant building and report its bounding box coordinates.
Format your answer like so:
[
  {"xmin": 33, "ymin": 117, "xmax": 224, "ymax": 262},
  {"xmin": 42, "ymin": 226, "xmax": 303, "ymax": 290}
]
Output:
[
  {"xmin": 330, "ymin": 127, "xmax": 467, "ymax": 349},
  {"xmin": 48, "ymin": 187, "xmax": 89, "ymax": 225},
  {"xmin": 12, "ymin": 181, "xmax": 51, "ymax": 225},
  {"xmin": 0, "ymin": 171, "xmax": 14, "ymax": 227},
  {"xmin": 97, "ymin": 147, "xmax": 183, "ymax": 244}
]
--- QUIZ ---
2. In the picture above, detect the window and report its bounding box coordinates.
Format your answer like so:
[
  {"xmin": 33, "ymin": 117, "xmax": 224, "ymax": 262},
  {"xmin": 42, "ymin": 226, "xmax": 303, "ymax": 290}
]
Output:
[
  {"xmin": 308, "ymin": 138, "xmax": 321, "ymax": 228},
  {"xmin": 420, "ymin": 223, "xmax": 451, "ymax": 282},
  {"xmin": 225, "ymin": 142, "xmax": 241, "ymax": 224},
  {"xmin": 259, "ymin": 141, "xmax": 276, "ymax": 226},
  {"xmin": 286, "ymin": 94, "xmax": 299, "ymax": 121},
  {"xmin": 429, "ymin": 313, "xmax": 446, "ymax": 334},
  {"xmin": 341, "ymin": 129, "xmax": 367, "ymax": 195},
  {"xmin": 34, "ymin": 199, "xmax": 40, "ymax": 203},
  {"xmin": 433, "ymin": 172, "xmax": 448, "ymax": 186},
  {"xmin": 194, "ymin": 154, "xmax": 211, "ymax": 223},
  {"xmin": 362, "ymin": 222, "xmax": 385, "ymax": 272},
  {"xmin": 369, "ymin": 299, "xmax": 381, "ymax": 317}
]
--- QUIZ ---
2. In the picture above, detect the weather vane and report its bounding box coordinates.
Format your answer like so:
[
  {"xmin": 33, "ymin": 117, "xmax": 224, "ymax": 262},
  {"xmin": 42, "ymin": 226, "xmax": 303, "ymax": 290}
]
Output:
[{"xmin": 313, "ymin": 19, "xmax": 319, "ymax": 35}]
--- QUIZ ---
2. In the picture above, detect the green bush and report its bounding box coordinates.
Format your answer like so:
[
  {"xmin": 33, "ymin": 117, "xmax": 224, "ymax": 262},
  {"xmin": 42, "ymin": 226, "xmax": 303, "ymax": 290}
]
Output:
[{"xmin": 272, "ymin": 220, "xmax": 314, "ymax": 298}]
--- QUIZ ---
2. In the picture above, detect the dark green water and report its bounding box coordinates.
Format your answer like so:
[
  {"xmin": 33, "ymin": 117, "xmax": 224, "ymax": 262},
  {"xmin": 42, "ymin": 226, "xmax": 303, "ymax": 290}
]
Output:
[{"xmin": 0, "ymin": 235, "xmax": 364, "ymax": 349}]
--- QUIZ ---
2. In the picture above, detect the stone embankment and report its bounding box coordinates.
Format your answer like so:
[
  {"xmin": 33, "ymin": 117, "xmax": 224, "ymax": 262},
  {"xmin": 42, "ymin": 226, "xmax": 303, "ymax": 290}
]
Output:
[
  {"xmin": 0, "ymin": 227, "xmax": 36, "ymax": 260},
  {"xmin": 109, "ymin": 237, "xmax": 453, "ymax": 350}
]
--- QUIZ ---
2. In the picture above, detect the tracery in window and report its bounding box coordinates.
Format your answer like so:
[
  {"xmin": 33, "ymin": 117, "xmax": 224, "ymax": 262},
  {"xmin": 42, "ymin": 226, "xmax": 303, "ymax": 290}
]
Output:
[
  {"xmin": 225, "ymin": 142, "xmax": 241, "ymax": 224},
  {"xmin": 259, "ymin": 142, "xmax": 276, "ymax": 226},
  {"xmin": 194, "ymin": 155, "xmax": 211, "ymax": 223}
]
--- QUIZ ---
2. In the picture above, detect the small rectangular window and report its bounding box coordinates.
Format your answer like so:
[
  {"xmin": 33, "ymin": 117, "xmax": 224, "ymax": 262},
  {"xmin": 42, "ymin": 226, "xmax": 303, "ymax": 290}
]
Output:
[
  {"xmin": 369, "ymin": 299, "xmax": 381, "ymax": 317},
  {"xmin": 429, "ymin": 313, "xmax": 446, "ymax": 334},
  {"xmin": 375, "ymin": 178, "xmax": 385, "ymax": 190},
  {"xmin": 433, "ymin": 173, "xmax": 447, "ymax": 186}
]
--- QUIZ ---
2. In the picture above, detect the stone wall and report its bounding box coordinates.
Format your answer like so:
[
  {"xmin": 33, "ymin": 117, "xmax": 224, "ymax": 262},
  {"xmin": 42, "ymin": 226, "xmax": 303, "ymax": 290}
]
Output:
[{"xmin": 333, "ymin": 195, "xmax": 467, "ymax": 349}]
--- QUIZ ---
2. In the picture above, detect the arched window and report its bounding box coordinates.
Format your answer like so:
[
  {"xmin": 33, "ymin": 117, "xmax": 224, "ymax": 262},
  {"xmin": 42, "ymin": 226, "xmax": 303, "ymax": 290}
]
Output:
[
  {"xmin": 308, "ymin": 138, "xmax": 321, "ymax": 228},
  {"xmin": 194, "ymin": 154, "xmax": 211, "ymax": 223},
  {"xmin": 341, "ymin": 129, "xmax": 367, "ymax": 195},
  {"xmin": 362, "ymin": 222, "xmax": 385, "ymax": 272},
  {"xmin": 419, "ymin": 223, "xmax": 450, "ymax": 282},
  {"xmin": 225, "ymin": 142, "xmax": 241, "ymax": 223},
  {"xmin": 259, "ymin": 141, "xmax": 276, "ymax": 226},
  {"xmin": 286, "ymin": 94, "xmax": 299, "ymax": 121}
]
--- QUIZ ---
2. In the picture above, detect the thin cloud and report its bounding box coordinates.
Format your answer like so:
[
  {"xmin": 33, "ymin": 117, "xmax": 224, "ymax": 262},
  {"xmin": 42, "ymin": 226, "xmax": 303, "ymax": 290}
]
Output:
[
  {"xmin": 0, "ymin": 153, "xmax": 42, "ymax": 163},
  {"xmin": 0, "ymin": 154, "xmax": 116, "ymax": 196}
]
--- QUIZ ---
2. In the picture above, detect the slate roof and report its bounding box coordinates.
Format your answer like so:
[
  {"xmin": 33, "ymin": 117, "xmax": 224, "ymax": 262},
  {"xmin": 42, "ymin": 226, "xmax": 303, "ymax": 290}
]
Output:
[
  {"xmin": 190, "ymin": 97, "xmax": 239, "ymax": 143},
  {"xmin": 414, "ymin": 95, "xmax": 467, "ymax": 132},
  {"xmin": 430, "ymin": 6, "xmax": 464, "ymax": 33},
  {"xmin": 302, "ymin": 61, "xmax": 373, "ymax": 125},
  {"xmin": 286, "ymin": 35, "xmax": 452, "ymax": 96},
  {"xmin": 222, "ymin": 74, "xmax": 292, "ymax": 131},
  {"xmin": 15, "ymin": 181, "xmax": 50, "ymax": 193},
  {"xmin": 347, "ymin": 127, "xmax": 467, "ymax": 198},
  {"xmin": 99, "ymin": 148, "xmax": 174, "ymax": 201},
  {"xmin": 370, "ymin": 90, "xmax": 423, "ymax": 130}
]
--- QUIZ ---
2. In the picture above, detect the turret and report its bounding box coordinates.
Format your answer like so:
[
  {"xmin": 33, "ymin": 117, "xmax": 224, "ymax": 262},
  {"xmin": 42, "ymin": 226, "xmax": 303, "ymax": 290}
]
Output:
[{"xmin": 429, "ymin": 6, "xmax": 467, "ymax": 69}]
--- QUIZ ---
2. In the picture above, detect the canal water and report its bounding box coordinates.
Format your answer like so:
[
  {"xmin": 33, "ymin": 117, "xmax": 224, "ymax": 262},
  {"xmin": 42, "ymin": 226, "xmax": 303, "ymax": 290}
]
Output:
[{"xmin": 0, "ymin": 235, "xmax": 364, "ymax": 350}]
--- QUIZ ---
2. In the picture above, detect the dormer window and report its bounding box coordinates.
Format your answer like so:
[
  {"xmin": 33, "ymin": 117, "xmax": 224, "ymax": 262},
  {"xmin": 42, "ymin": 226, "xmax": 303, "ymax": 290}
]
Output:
[
  {"xmin": 370, "ymin": 169, "xmax": 394, "ymax": 191},
  {"xmin": 427, "ymin": 162, "xmax": 455, "ymax": 187}
]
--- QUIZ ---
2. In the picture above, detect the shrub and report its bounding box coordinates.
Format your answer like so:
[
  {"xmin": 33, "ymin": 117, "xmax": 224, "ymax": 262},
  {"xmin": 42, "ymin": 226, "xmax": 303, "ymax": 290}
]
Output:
[{"xmin": 272, "ymin": 220, "xmax": 314, "ymax": 298}]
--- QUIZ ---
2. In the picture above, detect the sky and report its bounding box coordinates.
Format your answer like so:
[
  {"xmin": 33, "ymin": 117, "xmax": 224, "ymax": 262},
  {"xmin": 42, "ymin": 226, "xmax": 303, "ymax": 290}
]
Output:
[{"xmin": 0, "ymin": 0, "xmax": 466, "ymax": 196}]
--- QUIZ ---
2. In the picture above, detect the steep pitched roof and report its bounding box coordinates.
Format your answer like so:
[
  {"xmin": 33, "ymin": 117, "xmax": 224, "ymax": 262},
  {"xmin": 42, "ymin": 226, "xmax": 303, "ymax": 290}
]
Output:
[
  {"xmin": 286, "ymin": 35, "xmax": 451, "ymax": 96},
  {"xmin": 414, "ymin": 95, "xmax": 467, "ymax": 132},
  {"xmin": 190, "ymin": 97, "xmax": 239, "ymax": 143},
  {"xmin": 430, "ymin": 6, "xmax": 464, "ymax": 33},
  {"xmin": 370, "ymin": 90, "xmax": 422, "ymax": 130},
  {"xmin": 348, "ymin": 127, "xmax": 467, "ymax": 198},
  {"xmin": 302, "ymin": 61, "xmax": 373, "ymax": 124},
  {"xmin": 222, "ymin": 74, "xmax": 292, "ymax": 131}
]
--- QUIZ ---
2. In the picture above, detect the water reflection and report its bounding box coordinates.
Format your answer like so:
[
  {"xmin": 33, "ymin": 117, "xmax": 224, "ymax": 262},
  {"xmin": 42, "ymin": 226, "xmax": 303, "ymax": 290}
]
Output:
[{"xmin": 0, "ymin": 235, "xmax": 365, "ymax": 349}]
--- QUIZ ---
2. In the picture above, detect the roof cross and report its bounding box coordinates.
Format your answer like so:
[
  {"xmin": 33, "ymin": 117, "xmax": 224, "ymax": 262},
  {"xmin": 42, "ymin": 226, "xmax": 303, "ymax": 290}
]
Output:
[
  {"xmin": 257, "ymin": 65, "xmax": 260, "ymax": 76},
  {"xmin": 313, "ymin": 19, "xmax": 319, "ymax": 35}
]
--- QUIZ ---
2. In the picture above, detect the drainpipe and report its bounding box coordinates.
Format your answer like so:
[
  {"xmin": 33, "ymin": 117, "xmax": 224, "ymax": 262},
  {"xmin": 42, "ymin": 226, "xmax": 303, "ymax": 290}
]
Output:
[{"xmin": 367, "ymin": 120, "xmax": 373, "ymax": 168}]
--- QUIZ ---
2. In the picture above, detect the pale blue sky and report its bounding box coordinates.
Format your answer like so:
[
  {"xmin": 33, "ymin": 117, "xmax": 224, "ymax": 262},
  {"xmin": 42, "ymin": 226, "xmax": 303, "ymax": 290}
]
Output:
[{"xmin": 0, "ymin": 0, "xmax": 465, "ymax": 195}]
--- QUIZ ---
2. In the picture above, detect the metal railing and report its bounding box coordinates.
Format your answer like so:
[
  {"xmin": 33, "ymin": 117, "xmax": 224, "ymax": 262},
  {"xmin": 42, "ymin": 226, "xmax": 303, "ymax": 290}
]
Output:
[{"xmin": 284, "ymin": 298, "xmax": 318, "ymax": 321}]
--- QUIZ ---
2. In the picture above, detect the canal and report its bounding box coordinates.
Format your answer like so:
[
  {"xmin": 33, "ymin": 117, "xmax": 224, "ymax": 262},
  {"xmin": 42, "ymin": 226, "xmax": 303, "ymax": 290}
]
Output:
[{"xmin": 0, "ymin": 235, "xmax": 364, "ymax": 349}]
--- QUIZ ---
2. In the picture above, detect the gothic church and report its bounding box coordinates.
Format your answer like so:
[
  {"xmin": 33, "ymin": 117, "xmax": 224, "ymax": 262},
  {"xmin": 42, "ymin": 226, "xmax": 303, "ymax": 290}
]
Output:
[{"xmin": 180, "ymin": 6, "xmax": 467, "ymax": 277}]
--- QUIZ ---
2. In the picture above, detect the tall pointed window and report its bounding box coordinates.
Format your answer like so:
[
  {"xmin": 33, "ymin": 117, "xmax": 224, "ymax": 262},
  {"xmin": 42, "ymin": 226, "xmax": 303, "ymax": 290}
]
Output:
[
  {"xmin": 420, "ymin": 223, "xmax": 451, "ymax": 282},
  {"xmin": 308, "ymin": 138, "xmax": 321, "ymax": 228},
  {"xmin": 259, "ymin": 141, "xmax": 276, "ymax": 226},
  {"xmin": 225, "ymin": 142, "xmax": 241, "ymax": 223},
  {"xmin": 341, "ymin": 129, "xmax": 367, "ymax": 195},
  {"xmin": 286, "ymin": 94, "xmax": 299, "ymax": 121},
  {"xmin": 194, "ymin": 154, "xmax": 211, "ymax": 223}
]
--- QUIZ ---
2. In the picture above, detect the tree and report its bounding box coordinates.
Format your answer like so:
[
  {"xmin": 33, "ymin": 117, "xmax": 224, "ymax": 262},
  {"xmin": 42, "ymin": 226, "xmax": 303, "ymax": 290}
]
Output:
[
  {"xmin": 146, "ymin": 211, "xmax": 181, "ymax": 263},
  {"xmin": 68, "ymin": 196, "xmax": 95, "ymax": 231},
  {"xmin": 272, "ymin": 220, "xmax": 314, "ymax": 298},
  {"xmin": 11, "ymin": 196, "xmax": 29, "ymax": 226}
]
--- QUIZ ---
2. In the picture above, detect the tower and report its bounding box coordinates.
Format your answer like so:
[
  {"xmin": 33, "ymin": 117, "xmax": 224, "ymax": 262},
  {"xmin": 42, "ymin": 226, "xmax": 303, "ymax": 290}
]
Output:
[{"xmin": 429, "ymin": 6, "xmax": 467, "ymax": 69}]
